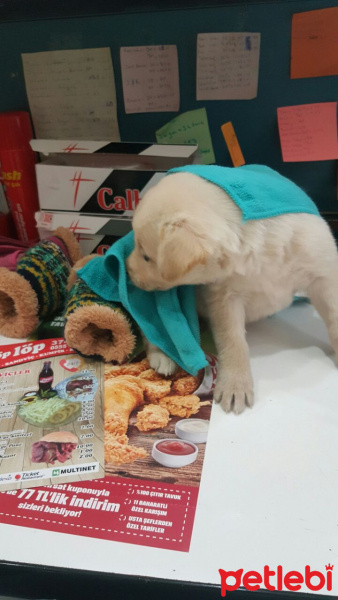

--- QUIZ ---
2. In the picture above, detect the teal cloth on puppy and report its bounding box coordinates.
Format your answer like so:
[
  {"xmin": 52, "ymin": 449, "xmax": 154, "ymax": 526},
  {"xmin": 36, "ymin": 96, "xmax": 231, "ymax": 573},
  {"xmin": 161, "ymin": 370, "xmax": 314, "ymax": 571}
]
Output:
[
  {"xmin": 77, "ymin": 232, "xmax": 207, "ymax": 376},
  {"xmin": 167, "ymin": 165, "xmax": 320, "ymax": 221}
]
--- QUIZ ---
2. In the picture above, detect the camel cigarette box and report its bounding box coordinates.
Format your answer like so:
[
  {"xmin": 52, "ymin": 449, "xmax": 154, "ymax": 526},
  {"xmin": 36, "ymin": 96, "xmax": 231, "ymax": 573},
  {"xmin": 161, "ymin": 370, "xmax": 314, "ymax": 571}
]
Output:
[
  {"xmin": 31, "ymin": 140, "xmax": 200, "ymax": 216},
  {"xmin": 35, "ymin": 210, "xmax": 130, "ymax": 255}
]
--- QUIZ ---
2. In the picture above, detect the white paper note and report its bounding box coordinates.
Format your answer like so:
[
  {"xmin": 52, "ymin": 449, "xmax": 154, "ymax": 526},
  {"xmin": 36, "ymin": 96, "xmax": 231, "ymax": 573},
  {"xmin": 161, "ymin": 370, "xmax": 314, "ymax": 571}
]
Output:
[
  {"xmin": 120, "ymin": 45, "xmax": 180, "ymax": 114},
  {"xmin": 22, "ymin": 48, "xmax": 120, "ymax": 140},
  {"xmin": 196, "ymin": 32, "xmax": 260, "ymax": 100}
]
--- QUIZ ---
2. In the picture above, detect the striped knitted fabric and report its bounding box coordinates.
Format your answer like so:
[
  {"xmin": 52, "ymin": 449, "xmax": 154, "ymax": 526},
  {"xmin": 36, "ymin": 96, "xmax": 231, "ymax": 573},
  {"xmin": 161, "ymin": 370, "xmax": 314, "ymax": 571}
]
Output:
[
  {"xmin": 64, "ymin": 277, "xmax": 140, "ymax": 363},
  {"xmin": 65, "ymin": 278, "xmax": 132, "ymax": 322},
  {"xmin": 16, "ymin": 237, "xmax": 72, "ymax": 319}
]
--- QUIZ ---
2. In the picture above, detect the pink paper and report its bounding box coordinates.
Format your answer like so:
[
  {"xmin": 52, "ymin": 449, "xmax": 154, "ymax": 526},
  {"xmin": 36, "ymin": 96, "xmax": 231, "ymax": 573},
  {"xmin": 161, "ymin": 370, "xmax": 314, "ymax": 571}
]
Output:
[{"xmin": 277, "ymin": 102, "xmax": 338, "ymax": 162}]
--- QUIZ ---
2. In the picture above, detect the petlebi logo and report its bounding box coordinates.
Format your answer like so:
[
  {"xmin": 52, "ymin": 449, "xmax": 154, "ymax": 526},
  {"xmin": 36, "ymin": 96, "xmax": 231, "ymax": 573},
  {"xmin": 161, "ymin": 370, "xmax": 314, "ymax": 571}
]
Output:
[
  {"xmin": 52, "ymin": 469, "xmax": 60, "ymax": 476},
  {"xmin": 218, "ymin": 565, "xmax": 334, "ymax": 596}
]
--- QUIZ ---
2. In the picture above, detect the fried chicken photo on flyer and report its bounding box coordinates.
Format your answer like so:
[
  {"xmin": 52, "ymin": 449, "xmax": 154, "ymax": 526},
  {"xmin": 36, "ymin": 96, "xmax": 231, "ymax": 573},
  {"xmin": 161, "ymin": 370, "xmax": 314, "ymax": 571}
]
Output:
[
  {"xmin": 105, "ymin": 375, "xmax": 144, "ymax": 436},
  {"xmin": 158, "ymin": 395, "xmax": 210, "ymax": 418},
  {"xmin": 103, "ymin": 356, "xmax": 212, "ymax": 468},
  {"xmin": 104, "ymin": 431, "xmax": 147, "ymax": 466},
  {"xmin": 136, "ymin": 404, "xmax": 171, "ymax": 432},
  {"xmin": 105, "ymin": 359, "xmax": 150, "ymax": 381}
]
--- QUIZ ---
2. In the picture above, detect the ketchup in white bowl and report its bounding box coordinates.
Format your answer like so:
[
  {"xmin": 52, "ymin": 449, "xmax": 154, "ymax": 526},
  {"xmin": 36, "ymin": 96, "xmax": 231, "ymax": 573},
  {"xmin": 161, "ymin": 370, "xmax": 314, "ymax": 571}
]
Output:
[
  {"xmin": 156, "ymin": 440, "xmax": 195, "ymax": 456},
  {"xmin": 152, "ymin": 438, "xmax": 198, "ymax": 468}
]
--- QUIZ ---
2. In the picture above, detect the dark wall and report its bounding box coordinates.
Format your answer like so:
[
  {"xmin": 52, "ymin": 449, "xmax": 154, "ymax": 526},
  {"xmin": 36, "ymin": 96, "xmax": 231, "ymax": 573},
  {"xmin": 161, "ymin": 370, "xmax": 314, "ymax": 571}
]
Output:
[{"xmin": 0, "ymin": 0, "xmax": 337, "ymax": 211}]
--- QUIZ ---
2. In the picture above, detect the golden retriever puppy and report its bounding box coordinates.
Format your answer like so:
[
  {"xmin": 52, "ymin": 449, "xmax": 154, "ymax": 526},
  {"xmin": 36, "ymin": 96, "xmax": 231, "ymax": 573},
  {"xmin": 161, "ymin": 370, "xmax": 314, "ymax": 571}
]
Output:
[{"xmin": 127, "ymin": 171, "xmax": 338, "ymax": 414}]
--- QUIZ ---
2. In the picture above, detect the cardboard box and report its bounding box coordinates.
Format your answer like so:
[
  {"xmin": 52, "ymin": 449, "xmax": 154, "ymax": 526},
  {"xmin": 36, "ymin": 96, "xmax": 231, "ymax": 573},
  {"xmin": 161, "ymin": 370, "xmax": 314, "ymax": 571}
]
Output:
[
  {"xmin": 31, "ymin": 140, "xmax": 200, "ymax": 216},
  {"xmin": 35, "ymin": 210, "xmax": 131, "ymax": 255}
]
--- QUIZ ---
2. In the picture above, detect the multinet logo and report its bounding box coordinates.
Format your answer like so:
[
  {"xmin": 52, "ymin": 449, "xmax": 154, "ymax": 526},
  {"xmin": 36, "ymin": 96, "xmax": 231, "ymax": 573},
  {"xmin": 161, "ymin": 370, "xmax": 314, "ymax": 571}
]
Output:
[{"xmin": 218, "ymin": 564, "xmax": 334, "ymax": 596}]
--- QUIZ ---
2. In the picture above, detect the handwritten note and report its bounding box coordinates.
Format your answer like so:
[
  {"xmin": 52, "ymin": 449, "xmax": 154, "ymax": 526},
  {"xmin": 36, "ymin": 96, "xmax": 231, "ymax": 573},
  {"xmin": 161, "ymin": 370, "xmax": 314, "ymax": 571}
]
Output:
[
  {"xmin": 221, "ymin": 122, "xmax": 245, "ymax": 167},
  {"xmin": 156, "ymin": 108, "xmax": 215, "ymax": 165},
  {"xmin": 120, "ymin": 45, "xmax": 179, "ymax": 114},
  {"xmin": 22, "ymin": 48, "xmax": 120, "ymax": 140},
  {"xmin": 277, "ymin": 102, "xmax": 338, "ymax": 162},
  {"xmin": 196, "ymin": 32, "xmax": 260, "ymax": 100},
  {"xmin": 291, "ymin": 7, "xmax": 338, "ymax": 79}
]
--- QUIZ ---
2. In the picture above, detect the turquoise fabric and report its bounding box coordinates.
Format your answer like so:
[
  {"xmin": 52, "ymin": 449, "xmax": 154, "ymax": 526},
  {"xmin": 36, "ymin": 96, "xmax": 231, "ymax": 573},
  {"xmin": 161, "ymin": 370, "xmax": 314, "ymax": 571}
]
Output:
[
  {"xmin": 167, "ymin": 164, "xmax": 320, "ymax": 221},
  {"xmin": 77, "ymin": 231, "xmax": 207, "ymax": 375}
]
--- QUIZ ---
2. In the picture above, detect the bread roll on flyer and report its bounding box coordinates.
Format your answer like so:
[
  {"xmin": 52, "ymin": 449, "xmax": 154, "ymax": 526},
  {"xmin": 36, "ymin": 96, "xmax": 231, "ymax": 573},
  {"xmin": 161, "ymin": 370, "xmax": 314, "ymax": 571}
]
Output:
[{"xmin": 0, "ymin": 338, "xmax": 104, "ymax": 491}]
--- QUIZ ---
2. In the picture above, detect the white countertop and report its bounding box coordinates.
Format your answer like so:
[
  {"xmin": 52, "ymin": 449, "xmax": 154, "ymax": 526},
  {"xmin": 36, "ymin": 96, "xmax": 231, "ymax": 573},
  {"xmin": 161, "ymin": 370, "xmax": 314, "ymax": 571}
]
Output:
[{"xmin": 0, "ymin": 302, "xmax": 337, "ymax": 594}]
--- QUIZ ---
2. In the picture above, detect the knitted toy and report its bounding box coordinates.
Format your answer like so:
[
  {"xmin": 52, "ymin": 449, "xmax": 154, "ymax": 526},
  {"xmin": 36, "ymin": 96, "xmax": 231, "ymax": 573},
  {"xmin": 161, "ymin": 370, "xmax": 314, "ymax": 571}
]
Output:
[
  {"xmin": 64, "ymin": 261, "xmax": 139, "ymax": 363},
  {"xmin": 0, "ymin": 234, "xmax": 140, "ymax": 365},
  {"xmin": 0, "ymin": 228, "xmax": 83, "ymax": 338}
]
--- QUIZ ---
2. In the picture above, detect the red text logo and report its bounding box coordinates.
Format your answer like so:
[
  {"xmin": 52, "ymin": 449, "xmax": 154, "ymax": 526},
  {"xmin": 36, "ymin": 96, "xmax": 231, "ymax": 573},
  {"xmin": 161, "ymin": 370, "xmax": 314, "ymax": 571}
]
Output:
[
  {"xmin": 97, "ymin": 188, "xmax": 140, "ymax": 212},
  {"xmin": 70, "ymin": 171, "xmax": 95, "ymax": 208},
  {"xmin": 219, "ymin": 565, "xmax": 334, "ymax": 596}
]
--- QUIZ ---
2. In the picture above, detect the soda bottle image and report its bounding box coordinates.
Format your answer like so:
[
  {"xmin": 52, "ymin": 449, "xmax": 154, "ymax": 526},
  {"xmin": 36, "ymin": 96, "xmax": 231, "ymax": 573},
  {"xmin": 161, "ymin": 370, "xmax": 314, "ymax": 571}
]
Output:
[{"xmin": 38, "ymin": 361, "xmax": 54, "ymax": 394}]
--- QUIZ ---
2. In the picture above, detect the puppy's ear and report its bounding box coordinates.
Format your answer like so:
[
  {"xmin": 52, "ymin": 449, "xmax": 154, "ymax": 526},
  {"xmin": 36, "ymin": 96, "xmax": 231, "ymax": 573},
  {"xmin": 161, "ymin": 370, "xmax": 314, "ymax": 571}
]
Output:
[{"xmin": 158, "ymin": 220, "xmax": 209, "ymax": 282}]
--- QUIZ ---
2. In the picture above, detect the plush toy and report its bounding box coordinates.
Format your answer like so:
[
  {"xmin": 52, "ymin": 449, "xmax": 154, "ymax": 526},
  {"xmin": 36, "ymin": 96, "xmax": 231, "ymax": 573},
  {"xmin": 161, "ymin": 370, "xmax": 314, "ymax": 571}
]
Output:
[
  {"xmin": 0, "ymin": 231, "xmax": 141, "ymax": 365},
  {"xmin": 0, "ymin": 228, "xmax": 82, "ymax": 338},
  {"xmin": 0, "ymin": 232, "xmax": 140, "ymax": 365},
  {"xmin": 64, "ymin": 262, "xmax": 139, "ymax": 364}
]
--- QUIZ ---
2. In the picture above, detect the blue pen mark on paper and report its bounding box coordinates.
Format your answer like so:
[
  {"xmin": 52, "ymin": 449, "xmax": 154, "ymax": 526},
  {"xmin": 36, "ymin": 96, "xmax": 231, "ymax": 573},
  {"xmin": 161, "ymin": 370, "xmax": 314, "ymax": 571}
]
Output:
[{"xmin": 245, "ymin": 36, "xmax": 251, "ymax": 50}]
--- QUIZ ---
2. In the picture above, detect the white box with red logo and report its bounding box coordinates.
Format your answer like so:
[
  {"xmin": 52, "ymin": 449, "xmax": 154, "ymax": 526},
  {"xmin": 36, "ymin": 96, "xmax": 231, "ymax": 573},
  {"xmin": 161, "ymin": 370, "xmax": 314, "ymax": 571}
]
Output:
[
  {"xmin": 31, "ymin": 140, "xmax": 200, "ymax": 216},
  {"xmin": 35, "ymin": 210, "xmax": 131, "ymax": 256}
]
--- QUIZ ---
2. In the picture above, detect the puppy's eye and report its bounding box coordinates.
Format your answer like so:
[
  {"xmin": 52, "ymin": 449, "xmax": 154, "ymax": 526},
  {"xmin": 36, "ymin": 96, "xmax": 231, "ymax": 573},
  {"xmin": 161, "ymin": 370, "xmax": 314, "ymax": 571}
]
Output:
[{"xmin": 143, "ymin": 254, "xmax": 150, "ymax": 262}]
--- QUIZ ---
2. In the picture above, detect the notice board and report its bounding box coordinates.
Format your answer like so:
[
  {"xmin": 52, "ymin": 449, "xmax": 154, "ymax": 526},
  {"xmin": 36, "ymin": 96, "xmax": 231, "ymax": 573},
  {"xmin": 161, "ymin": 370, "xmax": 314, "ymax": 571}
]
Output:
[{"xmin": 0, "ymin": 0, "xmax": 337, "ymax": 211}]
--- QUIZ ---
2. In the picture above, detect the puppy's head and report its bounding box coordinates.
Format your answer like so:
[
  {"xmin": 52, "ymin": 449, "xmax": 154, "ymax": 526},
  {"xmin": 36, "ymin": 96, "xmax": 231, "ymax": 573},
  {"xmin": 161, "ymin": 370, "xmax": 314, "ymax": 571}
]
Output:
[
  {"xmin": 127, "ymin": 215, "xmax": 212, "ymax": 290},
  {"xmin": 127, "ymin": 173, "xmax": 241, "ymax": 291}
]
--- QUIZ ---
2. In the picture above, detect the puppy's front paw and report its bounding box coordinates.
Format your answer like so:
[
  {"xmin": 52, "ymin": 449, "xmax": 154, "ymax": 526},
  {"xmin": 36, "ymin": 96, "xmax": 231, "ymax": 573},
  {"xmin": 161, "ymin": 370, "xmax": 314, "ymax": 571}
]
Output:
[
  {"xmin": 213, "ymin": 372, "xmax": 254, "ymax": 414},
  {"xmin": 148, "ymin": 347, "xmax": 177, "ymax": 377}
]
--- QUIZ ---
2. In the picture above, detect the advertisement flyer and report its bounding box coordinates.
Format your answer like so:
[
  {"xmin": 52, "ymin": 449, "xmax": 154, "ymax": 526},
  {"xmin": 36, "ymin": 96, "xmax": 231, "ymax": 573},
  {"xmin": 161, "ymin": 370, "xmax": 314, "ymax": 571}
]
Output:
[
  {"xmin": 0, "ymin": 322, "xmax": 217, "ymax": 552},
  {"xmin": 0, "ymin": 338, "xmax": 104, "ymax": 490},
  {"xmin": 0, "ymin": 477, "xmax": 200, "ymax": 551}
]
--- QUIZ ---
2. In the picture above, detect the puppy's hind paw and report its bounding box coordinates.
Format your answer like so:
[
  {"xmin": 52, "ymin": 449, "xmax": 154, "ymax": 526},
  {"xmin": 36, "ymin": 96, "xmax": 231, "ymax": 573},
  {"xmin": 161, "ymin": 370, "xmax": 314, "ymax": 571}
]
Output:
[
  {"xmin": 148, "ymin": 347, "xmax": 177, "ymax": 377},
  {"xmin": 213, "ymin": 374, "xmax": 254, "ymax": 414}
]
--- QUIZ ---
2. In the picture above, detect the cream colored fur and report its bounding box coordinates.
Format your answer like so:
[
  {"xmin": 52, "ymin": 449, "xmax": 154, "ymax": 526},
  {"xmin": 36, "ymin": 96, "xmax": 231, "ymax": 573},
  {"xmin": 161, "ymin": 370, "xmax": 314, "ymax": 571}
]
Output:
[{"xmin": 127, "ymin": 172, "xmax": 338, "ymax": 413}]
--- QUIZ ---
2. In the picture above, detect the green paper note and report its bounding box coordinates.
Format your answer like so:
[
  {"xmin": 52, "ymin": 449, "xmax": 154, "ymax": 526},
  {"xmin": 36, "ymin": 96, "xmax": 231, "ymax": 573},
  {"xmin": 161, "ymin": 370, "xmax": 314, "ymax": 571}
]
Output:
[{"xmin": 156, "ymin": 108, "xmax": 215, "ymax": 165}]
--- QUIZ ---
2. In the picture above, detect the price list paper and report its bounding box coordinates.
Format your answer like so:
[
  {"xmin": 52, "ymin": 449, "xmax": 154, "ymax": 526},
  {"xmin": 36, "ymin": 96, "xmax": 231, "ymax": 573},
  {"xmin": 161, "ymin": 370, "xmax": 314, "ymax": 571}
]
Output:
[{"xmin": 0, "ymin": 338, "xmax": 104, "ymax": 491}]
